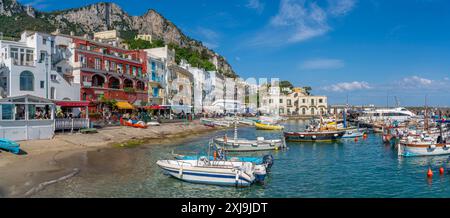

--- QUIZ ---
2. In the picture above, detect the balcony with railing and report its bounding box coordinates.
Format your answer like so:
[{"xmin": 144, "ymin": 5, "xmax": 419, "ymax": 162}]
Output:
[{"xmin": 76, "ymin": 45, "xmax": 141, "ymax": 64}]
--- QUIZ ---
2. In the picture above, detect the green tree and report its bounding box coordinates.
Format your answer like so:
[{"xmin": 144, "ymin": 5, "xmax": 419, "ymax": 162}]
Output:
[{"xmin": 303, "ymin": 86, "xmax": 312, "ymax": 95}]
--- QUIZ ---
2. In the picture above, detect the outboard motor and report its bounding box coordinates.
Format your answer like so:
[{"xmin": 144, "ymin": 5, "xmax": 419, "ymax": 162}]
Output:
[
  {"xmin": 253, "ymin": 164, "xmax": 267, "ymax": 183},
  {"xmin": 262, "ymin": 155, "xmax": 274, "ymax": 171}
]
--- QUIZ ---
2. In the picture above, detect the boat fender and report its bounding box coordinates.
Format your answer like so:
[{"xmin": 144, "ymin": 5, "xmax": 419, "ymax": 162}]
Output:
[
  {"xmin": 235, "ymin": 170, "xmax": 240, "ymax": 187},
  {"xmin": 312, "ymin": 135, "xmax": 317, "ymax": 139},
  {"xmin": 334, "ymin": 134, "xmax": 338, "ymax": 137},
  {"xmin": 429, "ymin": 144, "xmax": 436, "ymax": 150},
  {"xmin": 300, "ymin": 135, "xmax": 305, "ymax": 138}
]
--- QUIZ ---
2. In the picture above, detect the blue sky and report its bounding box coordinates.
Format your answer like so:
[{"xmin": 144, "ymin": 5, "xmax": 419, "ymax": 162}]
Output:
[{"xmin": 21, "ymin": 0, "xmax": 450, "ymax": 106}]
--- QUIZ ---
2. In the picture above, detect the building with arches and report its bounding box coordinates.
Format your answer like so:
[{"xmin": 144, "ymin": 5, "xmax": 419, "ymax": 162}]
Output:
[
  {"xmin": 55, "ymin": 33, "xmax": 149, "ymax": 111},
  {"xmin": 0, "ymin": 31, "xmax": 80, "ymax": 101},
  {"xmin": 261, "ymin": 86, "xmax": 328, "ymax": 117}
]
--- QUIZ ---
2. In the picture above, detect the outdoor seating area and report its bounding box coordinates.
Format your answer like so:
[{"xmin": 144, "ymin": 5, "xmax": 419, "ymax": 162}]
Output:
[{"xmin": 0, "ymin": 95, "xmax": 55, "ymax": 141}]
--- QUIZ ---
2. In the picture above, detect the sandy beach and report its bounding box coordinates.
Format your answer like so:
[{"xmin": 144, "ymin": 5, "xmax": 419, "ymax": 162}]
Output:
[{"xmin": 0, "ymin": 120, "xmax": 229, "ymax": 197}]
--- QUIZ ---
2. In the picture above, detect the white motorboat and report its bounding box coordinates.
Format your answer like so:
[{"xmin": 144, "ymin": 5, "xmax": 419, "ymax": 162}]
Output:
[
  {"xmin": 156, "ymin": 157, "xmax": 267, "ymax": 187},
  {"xmin": 398, "ymin": 129, "xmax": 450, "ymax": 157},
  {"xmin": 341, "ymin": 128, "xmax": 366, "ymax": 138},
  {"xmin": 357, "ymin": 107, "xmax": 416, "ymax": 122}
]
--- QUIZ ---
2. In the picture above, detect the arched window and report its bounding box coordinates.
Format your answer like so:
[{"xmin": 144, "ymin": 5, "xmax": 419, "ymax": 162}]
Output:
[{"xmin": 20, "ymin": 71, "xmax": 34, "ymax": 91}]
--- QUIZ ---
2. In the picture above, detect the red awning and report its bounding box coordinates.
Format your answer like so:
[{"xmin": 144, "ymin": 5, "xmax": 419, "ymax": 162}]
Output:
[{"xmin": 56, "ymin": 101, "xmax": 91, "ymax": 107}]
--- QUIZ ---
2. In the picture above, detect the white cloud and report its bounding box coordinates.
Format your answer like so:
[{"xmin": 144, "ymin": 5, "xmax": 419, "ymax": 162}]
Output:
[
  {"xmin": 270, "ymin": 0, "xmax": 330, "ymax": 43},
  {"xmin": 248, "ymin": 0, "xmax": 356, "ymax": 46},
  {"xmin": 327, "ymin": 0, "xmax": 357, "ymax": 16},
  {"xmin": 324, "ymin": 81, "xmax": 371, "ymax": 92},
  {"xmin": 300, "ymin": 58, "xmax": 345, "ymax": 70},
  {"xmin": 400, "ymin": 76, "xmax": 433, "ymax": 87},
  {"xmin": 246, "ymin": 0, "xmax": 265, "ymax": 13}
]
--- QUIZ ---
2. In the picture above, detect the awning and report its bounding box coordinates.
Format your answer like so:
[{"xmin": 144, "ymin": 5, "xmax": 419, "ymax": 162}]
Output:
[
  {"xmin": 55, "ymin": 101, "xmax": 90, "ymax": 107},
  {"xmin": 116, "ymin": 101, "xmax": 135, "ymax": 110},
  {"xmin": 143, "ymin": 105, "xmax": 171, "ymax": 110}
]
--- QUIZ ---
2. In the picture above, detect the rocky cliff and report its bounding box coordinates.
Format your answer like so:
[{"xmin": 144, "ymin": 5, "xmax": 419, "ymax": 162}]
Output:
[{"xmin": 0, "ymin": 0, "xmax": 236, "ymax": 77}]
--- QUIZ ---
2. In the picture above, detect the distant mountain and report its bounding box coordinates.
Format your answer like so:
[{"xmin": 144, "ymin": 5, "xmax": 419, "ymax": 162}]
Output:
[{"xmin": 0, "ymin": 0, "xmax": 236, "ymax": 77}]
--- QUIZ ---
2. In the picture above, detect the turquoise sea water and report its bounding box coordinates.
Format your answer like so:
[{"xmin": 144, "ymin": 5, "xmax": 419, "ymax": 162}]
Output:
[{"xmin": 34, "ymin": 120, "xmax": 450, "ymax": 198}]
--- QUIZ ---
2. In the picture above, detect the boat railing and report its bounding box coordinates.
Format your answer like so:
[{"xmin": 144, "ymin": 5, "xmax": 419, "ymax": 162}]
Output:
[{"xmin": 176, "ymin": 160, "xmax": 194, "ymax": 167}]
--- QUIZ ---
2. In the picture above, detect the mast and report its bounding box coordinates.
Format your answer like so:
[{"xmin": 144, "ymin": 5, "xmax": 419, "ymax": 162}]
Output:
[
  {"xmin": 344, "ymin": 94, "xmax": 348, "ymax": 128},
  {"xmin": 424, "ymin": 94, "xmax": 429, "ymax": 131},
  {"xmin": 233, "ymin": 79, "xmax": 238, "ymax": 142}
]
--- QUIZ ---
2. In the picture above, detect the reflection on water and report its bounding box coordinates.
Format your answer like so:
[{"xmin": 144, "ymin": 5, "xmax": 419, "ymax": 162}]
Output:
[{"xmin": 33, "ymin": 120, "xmax": 450, "ymax": 198}]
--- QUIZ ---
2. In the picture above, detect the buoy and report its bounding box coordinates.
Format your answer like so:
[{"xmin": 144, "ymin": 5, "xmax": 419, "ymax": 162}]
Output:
[
  {"xmin": 440, "ymin": 167, "xmax": 445, "ymax": 175},
  {"xmin": 213, "ymin": 151, "xmax": 217, "ymax": 160},
  {"xmin": 427, "ymin": 168, "xmax": 433, "ymax": 178}
]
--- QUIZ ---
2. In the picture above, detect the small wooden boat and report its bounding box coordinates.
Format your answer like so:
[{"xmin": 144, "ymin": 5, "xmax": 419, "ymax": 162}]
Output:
[
  {"xmin": 255, "ymin": 122, "xmax": 284, "ymax": 131},
  {"xmin": 156, "ymin": 158, "xmax": 267, "ymax": 186},
  {"xmin": 239, "ymin": 119, "xmax": 255, "ymax": 126},
  {"xmin": 120, "ymin": 118, "xmax": 148, "ymax": 129},
  {"xmin": 342, "ymin": 128, "xmax": 365, "ymax": 139},
  {"xmin": 0, "ymin": 138, "xmax": 20, "ymax": 154},
  {"xmin": 214, "ymin": 137, "xmax": 285, "ymax": 152}
]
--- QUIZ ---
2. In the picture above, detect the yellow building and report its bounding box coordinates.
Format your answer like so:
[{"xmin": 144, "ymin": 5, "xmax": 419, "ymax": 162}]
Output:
[{"xmin": 135, "ymin": 34, "xmax": 152, "ymax": 42}]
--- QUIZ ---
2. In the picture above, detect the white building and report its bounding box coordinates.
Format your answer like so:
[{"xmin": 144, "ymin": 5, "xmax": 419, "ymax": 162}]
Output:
[
  {"xmin": 204, "ymin": 71, "xmax": 225, "ymax": 113},
  {"xmin": 260, "ymin": 86, "xmax": 328, "ymax": 117},
  {"xmin": 145, "ymin": 45, "xmax": 176, "ymax": 106},
  {"xmin": 0, "ymin": 31, "xmax": 79, "ymax": 101},
  {"xmin": 180, "ymin": 61, "xmax": 207, "ymax": 114}
]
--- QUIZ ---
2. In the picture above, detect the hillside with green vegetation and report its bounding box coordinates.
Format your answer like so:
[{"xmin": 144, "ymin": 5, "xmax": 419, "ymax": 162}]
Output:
[
  {"xmin": 0, "ymin": 13, "xmax": 55, "ymax": 39},
  {"xmin": 0, "ymin": 0, "xmax": 237, "ymax": 78}
]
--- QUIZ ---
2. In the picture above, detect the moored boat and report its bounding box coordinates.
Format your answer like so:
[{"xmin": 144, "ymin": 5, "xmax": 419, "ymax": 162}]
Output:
[
  {"xmin": 173, "ymin": 153, "xmax": 275, "ymax": 170},
  {"xmin": 398, "ymin": 139, "xmax": 450, "ymax": 157},
  {"xmin": 214, "ymin": 137, "xmax": 286, "ymax": 152},
  {"xmin": 284, "ymin": 130, "xmax": 345, "ymax": 142},
  {"xmin": 342, "ymin": 128, "xmax": 365, "ymax": 139},
  {"xmin": 255, "ymin": 122, "xmax": 284, "ymax": 130},
  {"xmin": 156, "ymin": 158, "xmax": 266, "ymax": 187}
]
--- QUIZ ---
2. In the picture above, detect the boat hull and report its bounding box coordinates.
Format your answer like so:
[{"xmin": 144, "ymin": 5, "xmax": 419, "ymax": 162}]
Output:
[
  {"xmin": 255, "ymin": 122, "xmax": 284, "ymax": 131},
  {"xmin": 398, "ymin": 143, "xmax": 450, "ymax": 157},
  {"xmin": 156, "ymin": 160, "xmax": 255, "ymax": 187},
  {"xmin": 284, "ymin": 131, "xmax": 345, "ymax": 142},
  {"xmin": 214, "ymin": 138, "xmax": 284, "ymax": 152},
  {"xmin": 341, "ymin": 128, "xmax": 365, "ymax": 138}
]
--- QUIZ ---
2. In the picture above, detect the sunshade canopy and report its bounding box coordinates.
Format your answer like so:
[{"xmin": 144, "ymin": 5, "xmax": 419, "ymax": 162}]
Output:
[{"xmin": 116, "ymin": 101, "xmax": 135, "ymax": 110}]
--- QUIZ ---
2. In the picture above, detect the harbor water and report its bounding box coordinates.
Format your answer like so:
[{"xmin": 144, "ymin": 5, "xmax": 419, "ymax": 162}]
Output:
[{"xmin": 33, "ymin": 120, "xmax": 450, "ymax": 198}]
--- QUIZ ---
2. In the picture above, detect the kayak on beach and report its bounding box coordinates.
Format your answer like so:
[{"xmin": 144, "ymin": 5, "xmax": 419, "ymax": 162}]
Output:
[{"xmin": 0, "ymin": 138, "xmax": 20, "ymax": 154}]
